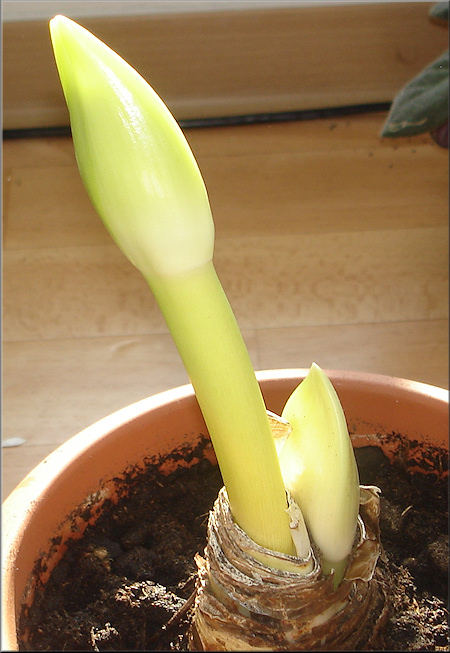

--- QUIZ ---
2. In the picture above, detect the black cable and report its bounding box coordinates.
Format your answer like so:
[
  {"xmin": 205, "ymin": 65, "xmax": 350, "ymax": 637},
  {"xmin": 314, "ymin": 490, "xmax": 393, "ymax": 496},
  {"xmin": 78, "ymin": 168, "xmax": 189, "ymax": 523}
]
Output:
[{"xmin": 2, "ymin": 102, "xmax": 391, "ymax": 139}]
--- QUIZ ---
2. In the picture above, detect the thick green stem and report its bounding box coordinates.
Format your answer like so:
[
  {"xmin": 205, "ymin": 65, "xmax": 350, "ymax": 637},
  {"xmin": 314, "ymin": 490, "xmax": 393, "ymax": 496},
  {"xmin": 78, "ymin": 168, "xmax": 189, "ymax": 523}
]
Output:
[{"xmin": 147, "ymin": 261, "xmax": 295, "ymax": 557}]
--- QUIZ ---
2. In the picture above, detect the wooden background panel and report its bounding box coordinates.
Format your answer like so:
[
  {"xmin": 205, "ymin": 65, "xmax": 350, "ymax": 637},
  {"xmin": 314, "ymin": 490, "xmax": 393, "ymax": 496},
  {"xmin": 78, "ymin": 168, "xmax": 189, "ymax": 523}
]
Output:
[
  {"xmin": 4, "ymin": 114, "xmax": 448, "ymax": 343},
  {"xmin": 4, "ymin": 116, "xmax": 448, "ymax": 251},
  {"xmin": 3, "ymin": 111, "xmax": 448, "ymax": 496},
  {"xmin": 3, "ymin": 2, "xmax": 448, "ymax": 130},
  {"xmin": 256, "ymin": 320, "xmax": 449, "ymax": 389}
]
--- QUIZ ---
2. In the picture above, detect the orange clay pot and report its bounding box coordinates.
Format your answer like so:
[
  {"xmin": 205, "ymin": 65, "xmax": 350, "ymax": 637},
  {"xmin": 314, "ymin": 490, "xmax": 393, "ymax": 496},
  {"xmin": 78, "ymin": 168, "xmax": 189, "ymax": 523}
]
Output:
[{"xmin": 2, "ymin": 369, "xmax": 448, "ymax": 651}]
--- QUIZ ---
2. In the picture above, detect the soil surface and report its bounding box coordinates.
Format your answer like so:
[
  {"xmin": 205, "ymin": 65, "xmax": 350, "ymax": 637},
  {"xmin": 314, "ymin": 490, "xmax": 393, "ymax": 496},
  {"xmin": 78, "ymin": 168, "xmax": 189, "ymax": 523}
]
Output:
[{"xmin": 20, "ymin": 443, "xmax": 448, "ymax": 651}]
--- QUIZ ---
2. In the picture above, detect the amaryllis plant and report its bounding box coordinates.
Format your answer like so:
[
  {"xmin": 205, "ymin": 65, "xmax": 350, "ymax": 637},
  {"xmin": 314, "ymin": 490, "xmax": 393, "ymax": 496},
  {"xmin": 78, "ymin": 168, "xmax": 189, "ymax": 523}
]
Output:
[{"xmin": 50, "ymin": 16, "xmax": 386, "ymax": 650}]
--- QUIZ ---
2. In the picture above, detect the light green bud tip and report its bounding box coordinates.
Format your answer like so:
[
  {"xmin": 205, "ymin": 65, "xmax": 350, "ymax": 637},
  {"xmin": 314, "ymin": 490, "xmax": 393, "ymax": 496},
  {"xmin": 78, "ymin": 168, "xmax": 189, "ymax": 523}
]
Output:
[
  {"xmin": 279, "ymin": 363, "xmax": 360, "ymax": 581},
  {"xmin": 49, "ymin": 15, "xmax": 214, "ymax": 281}
]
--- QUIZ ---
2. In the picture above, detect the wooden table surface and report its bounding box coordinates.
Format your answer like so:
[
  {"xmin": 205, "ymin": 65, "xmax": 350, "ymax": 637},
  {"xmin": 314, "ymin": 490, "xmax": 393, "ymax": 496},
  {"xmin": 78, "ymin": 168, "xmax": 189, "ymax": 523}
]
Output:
[{"xmin": 3, "ymin": 112, "xmax": 448, "ymax": 498}]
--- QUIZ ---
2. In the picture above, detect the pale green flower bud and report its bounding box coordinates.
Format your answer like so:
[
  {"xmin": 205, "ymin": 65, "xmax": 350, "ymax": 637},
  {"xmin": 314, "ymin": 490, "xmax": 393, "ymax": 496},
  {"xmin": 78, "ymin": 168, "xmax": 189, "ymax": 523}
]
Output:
[{"xmin": 50, "ymin": 15, "xmax": 214, "ymax": 282}]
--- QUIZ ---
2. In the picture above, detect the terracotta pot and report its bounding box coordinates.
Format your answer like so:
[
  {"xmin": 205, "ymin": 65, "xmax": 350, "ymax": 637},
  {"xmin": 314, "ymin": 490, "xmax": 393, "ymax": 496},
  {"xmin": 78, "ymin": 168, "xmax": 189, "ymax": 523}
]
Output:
[{"xmin": 2, "ymin": 369, "xmax": 448, "ymax": 651}]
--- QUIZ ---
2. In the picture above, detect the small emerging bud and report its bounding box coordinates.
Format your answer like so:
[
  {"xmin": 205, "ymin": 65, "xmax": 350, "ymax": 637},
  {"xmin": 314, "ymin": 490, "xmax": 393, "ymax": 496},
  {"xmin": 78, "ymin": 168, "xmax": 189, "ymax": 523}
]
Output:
[{"xmin": 279, "ymin": 363, "xmax": 360, "ymax": 583}]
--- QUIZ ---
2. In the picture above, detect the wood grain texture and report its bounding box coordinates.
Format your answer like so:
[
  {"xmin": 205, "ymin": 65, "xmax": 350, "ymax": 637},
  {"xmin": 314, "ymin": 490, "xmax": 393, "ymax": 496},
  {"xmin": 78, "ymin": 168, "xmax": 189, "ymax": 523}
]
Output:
[
  {"xmin": 3, "ymin": 2, "xmax": 448, "ymax": 129},
  {"xmin": 2, "ymin": 113, "xmax": 448, "ymax": 497}
]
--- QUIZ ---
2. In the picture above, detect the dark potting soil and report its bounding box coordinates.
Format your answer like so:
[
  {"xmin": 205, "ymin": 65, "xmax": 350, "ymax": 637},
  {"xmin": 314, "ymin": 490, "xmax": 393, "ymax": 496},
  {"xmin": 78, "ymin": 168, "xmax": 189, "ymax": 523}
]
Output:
[{"xmin": 20, "ymin": 443, "xmax": 448, "ymax": 651}]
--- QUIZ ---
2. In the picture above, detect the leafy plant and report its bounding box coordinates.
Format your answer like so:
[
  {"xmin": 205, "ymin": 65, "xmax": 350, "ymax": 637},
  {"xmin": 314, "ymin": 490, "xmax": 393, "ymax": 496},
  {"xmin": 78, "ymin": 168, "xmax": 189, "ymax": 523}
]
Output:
[
  {"xmin": 49, "ymin": 15, "xmax": 360, "ymax": 585},
  {"xmin": 381, "ymin": 2, "xmax": 448, "ymax": 147}
]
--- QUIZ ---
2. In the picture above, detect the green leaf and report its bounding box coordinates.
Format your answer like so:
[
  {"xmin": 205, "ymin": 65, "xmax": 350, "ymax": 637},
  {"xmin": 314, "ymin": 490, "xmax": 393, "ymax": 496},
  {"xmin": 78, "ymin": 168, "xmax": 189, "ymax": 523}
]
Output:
[
  {"xmin": 429, "ymin": 2, "xmax": 449, "ymax": 23},
  {"xmin": 381, "ymin": 51, "xmax": 449, "ymax": 138}
]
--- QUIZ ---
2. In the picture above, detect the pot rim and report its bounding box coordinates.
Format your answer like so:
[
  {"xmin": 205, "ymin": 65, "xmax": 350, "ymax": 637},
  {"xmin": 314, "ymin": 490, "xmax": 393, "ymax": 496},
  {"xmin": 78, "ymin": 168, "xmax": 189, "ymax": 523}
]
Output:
[
  {"xmin": 3, "ymin": 369, "xmax": 447, "ymax": 508},
  {"xmin": 2, "ymin": 368, "xmax": 448, "ymax": 651}
]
